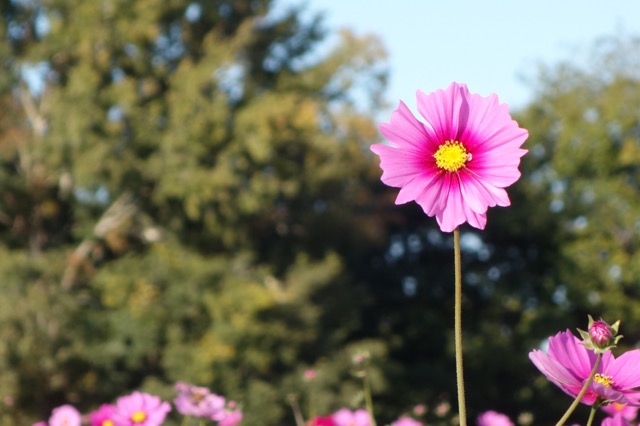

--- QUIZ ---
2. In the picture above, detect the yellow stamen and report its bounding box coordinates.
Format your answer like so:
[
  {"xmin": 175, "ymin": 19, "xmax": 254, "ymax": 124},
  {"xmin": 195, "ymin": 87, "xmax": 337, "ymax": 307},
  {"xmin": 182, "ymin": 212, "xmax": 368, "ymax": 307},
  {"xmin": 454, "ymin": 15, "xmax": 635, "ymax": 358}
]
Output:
[
  {"xmin": 102, "ymin": 421, "xmax": 114, "ymax": 426},
  {"xmin": 433, "ymin": 140, "xmax": 469, "ymax": 172},
  {"xmin": 131, "ymin": 411, "xmax": 147, "ymax": 423},
  {"xmin": 594, "ymin": 373, "xmax": 614, "ymax": 388}
]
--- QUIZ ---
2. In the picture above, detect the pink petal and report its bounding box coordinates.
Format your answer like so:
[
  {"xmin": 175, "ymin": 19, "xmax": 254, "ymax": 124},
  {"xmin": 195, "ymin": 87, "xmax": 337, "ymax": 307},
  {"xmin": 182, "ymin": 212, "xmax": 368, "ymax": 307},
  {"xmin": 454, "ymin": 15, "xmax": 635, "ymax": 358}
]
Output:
[
  {"xmin": 547, "ymin": 331, "xmax": 597, "ymax": 379},
  {"xmin": 379, "ymin": 101, "xmax": 438, "ymax": 151},
  {"xmin": 371, "ymin": 144, "xmax": 429, "ymax": 188},
  {"xmin": 417, "ymin": 83, "xmax": 469, "ymax": 142},
  {"xmin": 414, "ymin": 173, "xmax": 447, "ymax": 216},
  {"xmin": 435, "ymin": 174, "xmax": 467, "ymax": 232},
  {"xmin": 605, "ymin": 350, "xmax": 640, "ymax": 390},
  {"xmin": 395, "ymin": 172, "xmax": 440, "ymax": 205},
  {"xmin": 529, "ymin": 349, "xmax": 581, "ymax": 389},
  {"xmin": 459, "ymin": 171, "xmax": 510, "ymax": 213}
]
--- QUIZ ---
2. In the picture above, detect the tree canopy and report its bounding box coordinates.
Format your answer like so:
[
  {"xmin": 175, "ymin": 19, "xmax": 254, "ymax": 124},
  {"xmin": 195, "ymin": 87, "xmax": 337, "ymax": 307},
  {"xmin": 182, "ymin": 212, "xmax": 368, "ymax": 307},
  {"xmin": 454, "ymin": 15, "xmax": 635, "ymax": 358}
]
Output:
[{"xmin": 2, "ymin": 0, "xmax": 640, "ymax": 425}]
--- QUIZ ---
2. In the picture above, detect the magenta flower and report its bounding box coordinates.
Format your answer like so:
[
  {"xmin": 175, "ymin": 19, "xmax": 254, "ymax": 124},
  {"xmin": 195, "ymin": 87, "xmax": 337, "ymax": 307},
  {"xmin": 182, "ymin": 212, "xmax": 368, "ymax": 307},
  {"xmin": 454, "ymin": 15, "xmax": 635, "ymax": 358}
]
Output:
[
  {"xmin": 529, "ymin": 330, "xmax": 640, "ymax": 405},
  {"xmin": 476, "ymin": 410, "xmax": 514, "ymax": 426},
  {"xmin": 331, "ymin": 408, "xmax": 372, "ymax": 426},
  {"xmin": 214, "ymin": 408, "xmax": 243, "ymax": 426},
  {"xmin": 307, "ymin": 416, "xmax": 336, "ymax": 426},
  {"xmin": 89, "ymin": 403, "xmax": 116, "ymax": 426},
  {"xmin": 211, "ymin": 400, "xmax": 243, "ymax": 426},
  {"xmin": 112, "ymin": 391, "xmax": 171, "ymax": 426},
  {"xmin": 174, "ymin": 382, "xmax": 225, "ymax": 418},
  {"xmin": 602, "ymin": 402, "xmax": 638, "ymax": 421},
  {"xmin": 49, "ymin": 404, "xmax": 82, "ymax": 426},
  {"xmin": 371, "ymin": 82, "xmax": 528, "ymax": 232},
  {"xmin": 601, "ymin": 414, "xmax": 632, "ymax": 426},
  {"xmin": 391, "ymin": 416, "xmax": 423, "ymax": 426}
]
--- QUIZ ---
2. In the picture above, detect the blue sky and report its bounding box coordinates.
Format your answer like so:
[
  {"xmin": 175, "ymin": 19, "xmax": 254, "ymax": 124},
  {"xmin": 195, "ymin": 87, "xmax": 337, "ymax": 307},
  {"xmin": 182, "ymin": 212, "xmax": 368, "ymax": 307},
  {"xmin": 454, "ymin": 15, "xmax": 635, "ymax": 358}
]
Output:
[{"xmin": 278, "ymin": 1, "xmax": 640, "ymax": 114}]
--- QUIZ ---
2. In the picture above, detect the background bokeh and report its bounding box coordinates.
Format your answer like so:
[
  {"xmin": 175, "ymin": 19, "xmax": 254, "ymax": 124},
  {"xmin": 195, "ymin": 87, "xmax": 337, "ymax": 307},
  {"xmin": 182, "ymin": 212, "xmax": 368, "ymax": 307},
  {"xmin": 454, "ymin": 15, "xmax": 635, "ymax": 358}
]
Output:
[{"xmin": 1, "ymin": 1, "xmax": 640, "ymax": 425}]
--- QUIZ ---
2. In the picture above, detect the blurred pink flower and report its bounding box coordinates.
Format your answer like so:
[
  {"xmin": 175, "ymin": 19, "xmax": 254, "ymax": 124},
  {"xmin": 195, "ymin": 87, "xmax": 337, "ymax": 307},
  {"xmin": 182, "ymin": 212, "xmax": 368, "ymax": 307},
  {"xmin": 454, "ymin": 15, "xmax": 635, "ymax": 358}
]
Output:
[
  {"xmin": 49, "ymin": 404, "xmax": 82, "ymax": 426},
  {"xmin": 412, "ymin": 404, "xmax": 426, "ymax": 416},
  {"xmin": 332, "ymin": 408, "xmax": 371, "ymax": 426},
  {"xmin": 304, "ymin": 369, "xmax": 317, "ymax": 381},
  {"xmin": 112, "ymin": 391, "xmax": 171, "ymax": 426},
  {"xmin": 476, "ymin": 410, "xmax": 514, "ymax": 426},
  {"xmin": 306, "ymin": 415, "xmax": 335, "ymax": 426},
  {"xmin": 174, "ymin": 382, "xmax": 225, "ymax": 418},
  {"xmin": 530, "ymin": 330, "xmax": 640, "ymax": 405},
  {"xmin": 602, "ymin": 402, "xmax": 639, "ymax": 421},
  {"xmin": 601, "ymin": 413, "xmax": 632, "ymax": 426},
  {"xmin": 372, "ymin": 82, "xmax": 528, "ymax": 232},
  {"xmin": 32, "ymin": 422, "xmax": 47, "ymax": 426},
  {"xmin": 392, "ymin": 416, "xmax": 423, "ymax": 426},
  {"xmin": 89, "ymin": 403, "xmax": 116, "ymax": 426},
  {"xmin": 214, "ymin": 408, "xmax": 243, "ymax": 426}
]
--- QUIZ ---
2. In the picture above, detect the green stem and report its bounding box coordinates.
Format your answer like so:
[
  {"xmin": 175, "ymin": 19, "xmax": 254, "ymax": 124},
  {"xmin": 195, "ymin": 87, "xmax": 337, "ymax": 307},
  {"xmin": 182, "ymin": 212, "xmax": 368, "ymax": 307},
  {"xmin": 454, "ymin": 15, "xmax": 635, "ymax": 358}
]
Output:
[
  {"xmin": 585, "ymin": 405, "xmax": 597, "ymax": 426},
  {"xmin": 453, "ymin": 227, "xmax": 467, "ymax": 426},
  {"xmin": 555, "ymin": 353, "xmax": 602, "ymax": 426},
  {"xmin": 287, "ymin": 394, "xmax": 306, "ymax": 426},
  {"xmin": 363, "ymin": 372, "xmax": 377, "ymax": 426},
  {"xmin": 179, "ymin": 415, "xmax": 191, "ymax": 426}
]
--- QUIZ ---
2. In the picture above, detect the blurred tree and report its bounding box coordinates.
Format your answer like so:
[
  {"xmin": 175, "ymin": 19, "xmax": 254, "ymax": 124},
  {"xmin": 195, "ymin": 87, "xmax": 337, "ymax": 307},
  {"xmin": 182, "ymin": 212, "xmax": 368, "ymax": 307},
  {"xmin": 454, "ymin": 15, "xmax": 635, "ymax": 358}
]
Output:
[
  {"xmin": 4, "ymin": 0, "xmax": 640, "ymax": 424},
  {"xmin": 0, "ymin": 0, "xmax": 389, "ymax": 424}
]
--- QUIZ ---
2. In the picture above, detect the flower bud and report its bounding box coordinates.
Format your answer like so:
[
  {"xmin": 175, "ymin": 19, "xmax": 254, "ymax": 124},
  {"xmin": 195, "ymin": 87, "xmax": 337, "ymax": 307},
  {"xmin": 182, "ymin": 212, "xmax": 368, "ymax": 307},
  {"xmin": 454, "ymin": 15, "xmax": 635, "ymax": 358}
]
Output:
[
  {"xmin": 590, "ymin": 320, "xmax": 614, "ymax": 348},
  {"xmin": 578, "ymin": 315, "xmax": 622, "ymax": 353}
]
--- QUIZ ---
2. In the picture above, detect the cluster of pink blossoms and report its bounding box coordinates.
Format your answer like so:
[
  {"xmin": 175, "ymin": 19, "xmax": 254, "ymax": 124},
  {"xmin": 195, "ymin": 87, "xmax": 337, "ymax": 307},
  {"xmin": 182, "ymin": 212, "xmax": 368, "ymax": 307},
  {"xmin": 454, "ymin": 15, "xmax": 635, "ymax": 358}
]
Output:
[
  {"xmin": 32, "ymin": 383, "xmax": 242, "ymax": 426},
  {"xmin": 306, "ymin": 408, "xmax": 518, "ymax": 426},
  {"xmin": 306, "ymin": 408, "xmax": 423, "ymax": 426},
  {"xmin": 530, "ymin": 319, "xmax": 640, "ymax": 426}
]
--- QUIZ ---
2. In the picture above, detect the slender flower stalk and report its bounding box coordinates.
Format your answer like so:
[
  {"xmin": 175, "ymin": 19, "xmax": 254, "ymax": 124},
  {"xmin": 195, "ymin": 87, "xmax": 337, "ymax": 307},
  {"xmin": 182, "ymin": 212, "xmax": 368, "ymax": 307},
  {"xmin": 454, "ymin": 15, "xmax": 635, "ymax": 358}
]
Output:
[
  {"xmin": 287, "ymin": 394, "xmax": 306, "ymax": 426},
  {"xmin": 555, "ymin": 353, "xmax": 602, "ymax": 426},
  {"xmin": 363, "ymin": 370, "xmax": 377, "ymax": 426},
  {"xmin": 586, "ymin": 406, "xmax": 598, "ymax": 426},
  {"xmin": 453, "ymin": 228, "xmax": 467, "ymax": 426}
]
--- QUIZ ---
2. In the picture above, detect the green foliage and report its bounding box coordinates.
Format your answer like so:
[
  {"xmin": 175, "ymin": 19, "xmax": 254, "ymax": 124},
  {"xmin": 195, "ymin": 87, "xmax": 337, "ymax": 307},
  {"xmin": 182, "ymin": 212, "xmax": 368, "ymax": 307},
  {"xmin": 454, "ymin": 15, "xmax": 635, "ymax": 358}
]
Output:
[
  {"xmin": 0, "ymin": 0, "xmax": 389, "ymax": 424},
  {"xmin": 3, "ymin": 0, "xmax": 640, "ymax": 424}
]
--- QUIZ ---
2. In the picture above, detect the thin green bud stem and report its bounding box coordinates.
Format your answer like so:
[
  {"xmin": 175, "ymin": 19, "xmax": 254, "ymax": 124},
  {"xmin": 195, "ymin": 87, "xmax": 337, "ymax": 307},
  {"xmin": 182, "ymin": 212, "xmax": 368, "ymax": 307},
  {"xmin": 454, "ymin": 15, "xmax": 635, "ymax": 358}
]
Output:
[
  {"xmin": 586, "ymin": 405, "xmax": 598, "ymax": 426},
  {"xmin": 363, "ymin": 371, "xmax": 377, "ymax": 426},
  {"xmin": 555, "ymin": 353, "xmax": 602, "ymax": 426}
]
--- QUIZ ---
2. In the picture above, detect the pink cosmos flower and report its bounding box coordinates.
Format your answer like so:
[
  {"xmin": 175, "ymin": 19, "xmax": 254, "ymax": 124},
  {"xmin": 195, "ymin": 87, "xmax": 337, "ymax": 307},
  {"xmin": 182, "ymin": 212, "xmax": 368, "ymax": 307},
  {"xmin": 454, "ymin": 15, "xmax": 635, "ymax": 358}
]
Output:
[
  {"xmin": 372, "ymin": 82, "xmax": 528, "ymax": 232},
  {"xmin": 601, "ymin": 414, "xmax": 632, "ymax": 426},
  {"xmin": 331, "ymin": 408, "xmax": 372, "ymax": 426},
  {"xmin": 307, "ymin": 415, "xmax": 335, "ymax": 426},
  {"xmin": 211, "ymin": 400, "xmax": 243, "ymax": 426},
  {"xmin": 391, "ymin": 416, "xmax": 423, "ymax": 426},
  {"xmin": 476, "ymin": 410, "xmax": 514, "ymax": 426},
  {"xmin": 303, "ymin": 369, "xmax": 317, "ymax": 381},
  {"xmin": 602, "ymin": 402, "xmax": 639, "ymax": 421},
  {"xmin": 174, "ymin": 382, "xmax": 225, "ymax": 418},
  {"xmin": 49, "ymin": 404, "xmax": 82, "ymax": 426},
  {"xmin": 214, "ymin": 408, "xmax": 243, "ymax": 426},
  {"xmin": 89, "ymin": 403, "xmax": 116, "ymax": 426},
  {"xmin": 529, "ymin": 330, "xmax": 640, "ymax": 405},
  {"xmin": 112, "ymin": 391, "xmax": 171, "ymax": 426}
]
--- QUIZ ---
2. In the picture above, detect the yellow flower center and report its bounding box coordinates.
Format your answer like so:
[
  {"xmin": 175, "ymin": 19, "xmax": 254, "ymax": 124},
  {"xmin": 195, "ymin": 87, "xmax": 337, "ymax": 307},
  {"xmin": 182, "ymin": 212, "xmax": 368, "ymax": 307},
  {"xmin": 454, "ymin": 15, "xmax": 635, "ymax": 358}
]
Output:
[
  {"xmin": 131, "ymin": 411, "xmax": 147, "ymax": 423},
  {"xmin": 102, "ymin": 421, "xmax": 114, "ymax": 426},
  {"xmin": 594, "ymin": 373, "xmax": 614, "ymax": 388},
  {"xmin": 433, "ymin": 140, "xmax": 470, "ymax": 172}
]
